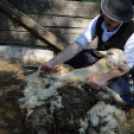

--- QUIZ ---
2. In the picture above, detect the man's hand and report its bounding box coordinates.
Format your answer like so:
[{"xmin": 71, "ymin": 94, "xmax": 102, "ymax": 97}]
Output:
[
  {"xmin": 38, "ymin": 62, "xmax": 56, "ymax": 71},
  {"xmin": 87, "ymin": 75, "xmax": 107, "ymax": 90},
  {"xmin": 87, "ymin": 67, "xmax": 131, "ymax": 90}
]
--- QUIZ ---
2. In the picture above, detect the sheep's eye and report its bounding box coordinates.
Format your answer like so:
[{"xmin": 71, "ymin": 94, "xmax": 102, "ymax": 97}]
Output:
[
  {"xmin": 109, "ymin": 52, "xmax": 113, "ymax": 55},
  {"xmin": 124, "ymin": 61, "xmax": 127, "ymax": 64}
]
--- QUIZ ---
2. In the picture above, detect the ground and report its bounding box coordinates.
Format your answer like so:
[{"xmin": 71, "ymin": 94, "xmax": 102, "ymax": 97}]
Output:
[{"xmin": 0, "ymin": 58, "xmax": 134, "ymax": 134}]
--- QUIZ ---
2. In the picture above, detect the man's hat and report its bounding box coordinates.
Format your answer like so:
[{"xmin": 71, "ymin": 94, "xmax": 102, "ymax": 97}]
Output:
[{"xmin": 101, "ymin": 0, "xmax": 134, "ymax": 22}]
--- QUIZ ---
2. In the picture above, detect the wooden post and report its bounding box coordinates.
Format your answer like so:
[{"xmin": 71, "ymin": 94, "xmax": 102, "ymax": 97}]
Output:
[{"xmin": 0, "ymin": 0, "xmax": 66, "ymax": 51}]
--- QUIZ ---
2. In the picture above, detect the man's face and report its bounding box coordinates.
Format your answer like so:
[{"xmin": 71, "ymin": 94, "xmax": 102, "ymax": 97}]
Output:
[{"xmin": 103, "ymin": 14, "xmax": 121, "ymax": 32}]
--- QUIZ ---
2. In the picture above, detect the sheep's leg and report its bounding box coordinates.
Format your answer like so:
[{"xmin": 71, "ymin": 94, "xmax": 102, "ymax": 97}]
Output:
[{"xmin": 101, "ymin": 85, "xmax": 126, "ymax": 106}]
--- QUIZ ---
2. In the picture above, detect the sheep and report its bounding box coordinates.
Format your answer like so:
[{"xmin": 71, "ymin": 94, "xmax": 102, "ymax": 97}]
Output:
[
  {"xmin": 60, "ymin": 48, "xmax": 128, "ymax": 106},
  {"xmin": 61, "ymin": 48, "xmax": 128, "ymax": 82}
]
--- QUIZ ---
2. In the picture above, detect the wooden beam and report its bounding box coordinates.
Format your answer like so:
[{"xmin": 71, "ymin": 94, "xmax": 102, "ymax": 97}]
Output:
[{"xmin": 0, "ymin": 0, "xmax": 66, "ymax": 51}]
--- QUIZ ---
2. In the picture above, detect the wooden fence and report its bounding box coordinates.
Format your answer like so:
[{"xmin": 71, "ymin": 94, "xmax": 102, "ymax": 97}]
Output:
[{"xmin": 0, "ymin": 0, "xmax": 101, "ymax": 50}]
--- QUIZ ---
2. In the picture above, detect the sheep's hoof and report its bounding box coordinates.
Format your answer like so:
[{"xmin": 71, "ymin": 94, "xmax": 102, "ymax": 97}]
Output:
[
  {"xmin": 113, "ymin": 93, "xmax": 126, "ymax": 106},
  {"xmin": 95, "ymin": 91, "xmax": 112, "ymax": 104}
]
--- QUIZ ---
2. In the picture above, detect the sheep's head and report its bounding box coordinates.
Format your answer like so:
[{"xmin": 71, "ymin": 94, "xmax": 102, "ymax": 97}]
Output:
[
  {"xmin": 95, "ymin": 49, "xmax": 128, "ymax": 71},
  {"xmin": 106, "ymin": 49, "xmax": 128, "ymax": 71}
]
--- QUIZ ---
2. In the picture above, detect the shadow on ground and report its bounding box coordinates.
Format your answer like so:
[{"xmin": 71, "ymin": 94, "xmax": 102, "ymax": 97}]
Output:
[{"xmin": 0, "ymin": 59, "xmax": 27, "ymax": 134}]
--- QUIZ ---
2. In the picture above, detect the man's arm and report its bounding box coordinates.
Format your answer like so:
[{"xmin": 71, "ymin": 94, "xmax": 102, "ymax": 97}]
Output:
[
  {"xmin": 87, "ymin": 67, "xmax": 131, "ymax": 89},
  {"xmin": 38, "ymin": 42, "xmax": 83, "ymax": 71},
  {"xmin": 38, "ymin": 15, "xmax": 100, "ymax": 71}
]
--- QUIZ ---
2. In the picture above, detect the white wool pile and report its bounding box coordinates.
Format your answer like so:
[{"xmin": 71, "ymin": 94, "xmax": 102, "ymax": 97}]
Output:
[
  {"xmin": 18, "ymin": 64, "xmax": 74, "ymax": 118},
  {"xmin": 18, "ymin": 72, "xmax": 65, "ymax": 118},
  {"xmin": 50, "ymin": 96, "xmax": 64, "ymax": 114},
  {"xmin": 78, "ymin": 101, "xmax": 126, "ymax": 134}
]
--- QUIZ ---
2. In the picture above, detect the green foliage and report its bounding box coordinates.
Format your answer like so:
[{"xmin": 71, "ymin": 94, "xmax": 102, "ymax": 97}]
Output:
[{"xmin": 82, "ymin": 0, "xmax": 101, "ymax": 3}]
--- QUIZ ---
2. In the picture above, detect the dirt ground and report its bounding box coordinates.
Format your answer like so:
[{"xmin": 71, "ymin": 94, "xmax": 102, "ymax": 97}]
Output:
[{"xmin": 0, "ymin": 58, "xmax": 134, "ymax": 134}]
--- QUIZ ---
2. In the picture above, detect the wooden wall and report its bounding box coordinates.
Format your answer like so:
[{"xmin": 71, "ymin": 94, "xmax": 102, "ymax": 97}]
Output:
[{"xmin": 0, "ymin": 0, "xmax": 100, "ymax": 50}]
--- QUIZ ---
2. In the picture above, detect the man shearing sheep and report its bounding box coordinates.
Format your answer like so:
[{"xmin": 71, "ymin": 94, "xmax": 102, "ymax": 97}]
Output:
[{"xmin": 38, "ymin": 0, "xmax": 134, "ymax": 109}]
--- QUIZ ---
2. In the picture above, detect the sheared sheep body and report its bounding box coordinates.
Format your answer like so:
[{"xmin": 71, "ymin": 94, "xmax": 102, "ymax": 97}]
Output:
[
  {"xmin": 61, "ymin": 49, "xmax": 127, "ymax": 82},
  {"xmin": 61, "ymin": 59, "xmax": 108, "ymax": 82}
]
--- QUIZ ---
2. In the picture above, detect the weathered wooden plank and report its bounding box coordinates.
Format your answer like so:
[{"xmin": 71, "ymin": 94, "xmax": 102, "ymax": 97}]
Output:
[
  {"xmin": 0, "ymin": 44, "xmax": 54, "ymax": 60},
  {"xmin": 6, "ymin": 0, "xmax": 100, "ymax": 18},
  {"xmin": 0, "ymin": 0, "xmax": 67, "ymax": 51},
  {"xmin": 0, "ymin": 24, "xmax": 86, "ymax": 34},
  {"xmin": 0, "ymin": 31, "xmax": 79, "ymax": 46},
  {"xmin": 0, "ymin": 44, "xmax": 54, "ymax": 64},
  {"xmin": 0, "ymin": 31, "xmax": 97, "ymax": 49},
  {"xmin": 0, "ymin": 26, "xmax": 86, "ymax": 34},
  {"xmin": 49, "ymin": 5, "xmax": 100, "ymax": 18},
  {"xmin": 0, "ymin": 25, "xmax": 86, "ymax": 34},
  {"xmin": 0, "ymin": 12, "xmax": 92, "ymax": 28},
  {"xmin": 0, "ymin": 31, "xmax": 47, "ymax": 46},
  {"xmin": 0, "ymin": 31, "xmax": 57, "ymax": 46}
]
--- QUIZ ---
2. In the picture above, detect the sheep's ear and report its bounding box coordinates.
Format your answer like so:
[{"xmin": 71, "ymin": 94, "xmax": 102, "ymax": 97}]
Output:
[{"xmin": 94, "ymin": 50, "xmax": 107, "ymax": 57}]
